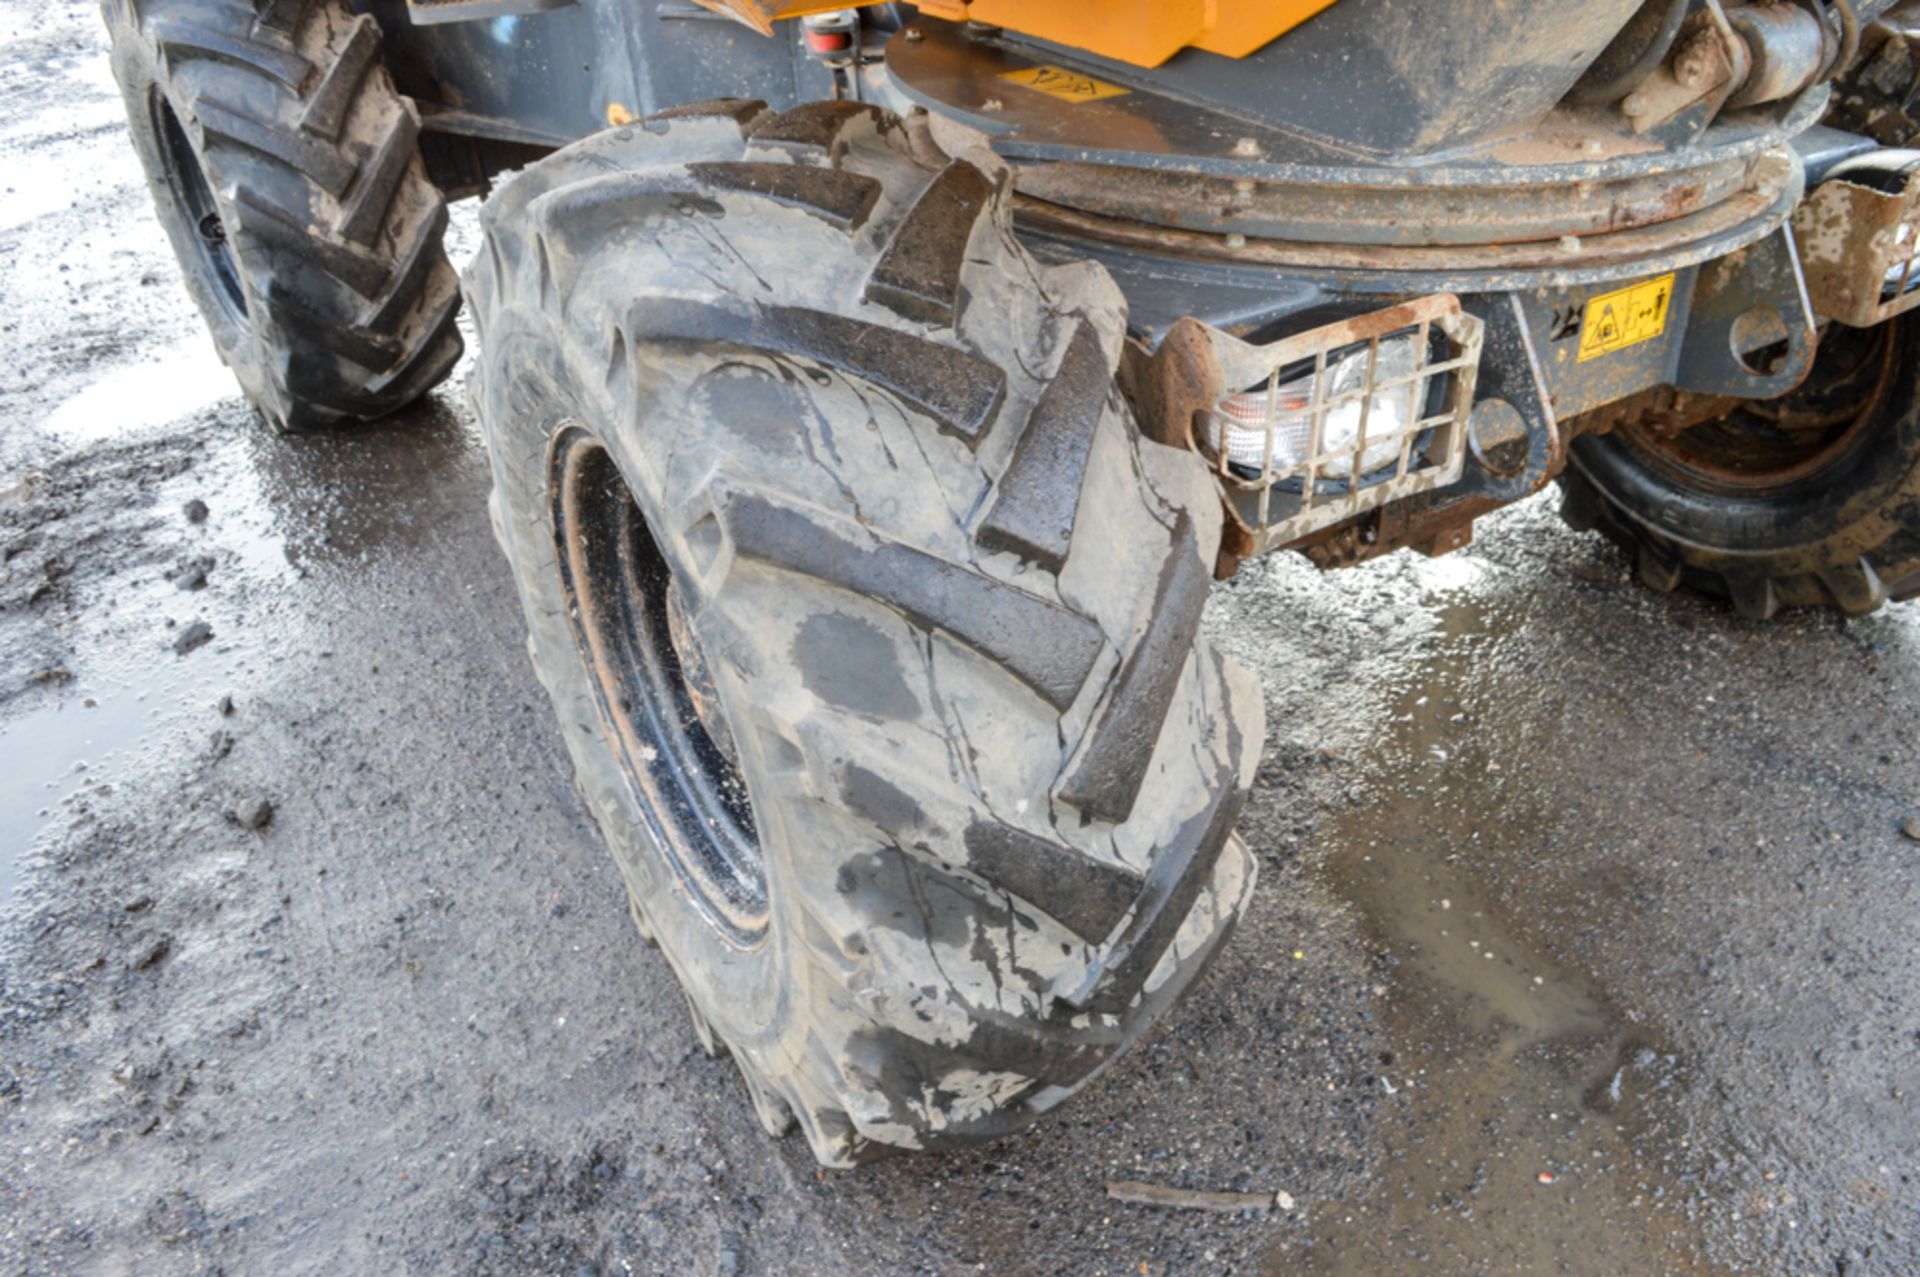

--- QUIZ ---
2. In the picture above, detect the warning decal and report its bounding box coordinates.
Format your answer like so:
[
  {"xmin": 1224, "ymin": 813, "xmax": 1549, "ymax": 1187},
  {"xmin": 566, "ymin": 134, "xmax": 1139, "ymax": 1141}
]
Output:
[
  {"xmin": 998, "ymin": 65, "xmax": 1132, "ymax": 103},
  {"xmin": 1577, "ymin": 274, "xmax": 1675, "ymax": 362}
]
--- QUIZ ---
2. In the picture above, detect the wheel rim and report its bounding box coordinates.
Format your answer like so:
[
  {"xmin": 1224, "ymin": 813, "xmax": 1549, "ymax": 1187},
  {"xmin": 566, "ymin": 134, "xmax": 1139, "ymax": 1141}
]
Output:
[
  {"xmin": 150, "ymin": 90, "xmax": 246, "ymax": 324},
  {"xmin": 549, "ymin": 426, "xmax": 767, "ymax": 943},
  {"xmin": 1619, "ymin": 322, "xmax": 1895, "ymax": 493}
]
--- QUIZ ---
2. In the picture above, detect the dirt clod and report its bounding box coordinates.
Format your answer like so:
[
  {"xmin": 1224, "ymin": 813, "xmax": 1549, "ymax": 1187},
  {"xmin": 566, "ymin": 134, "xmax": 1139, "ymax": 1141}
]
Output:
[
  {"xmin": 132, "ymin": 936, "xmax": 172, "ymax": 970},
  {"xmin": 167, "ymin": 555, "xmax": 213, "ymax": 590},
  {"xmin": 171, "ymin": 620, "xmax": 212, "ymax": 655},
  {"xmin": 233, "ymin": 796, "xmax": 273, "ymax": 830}
]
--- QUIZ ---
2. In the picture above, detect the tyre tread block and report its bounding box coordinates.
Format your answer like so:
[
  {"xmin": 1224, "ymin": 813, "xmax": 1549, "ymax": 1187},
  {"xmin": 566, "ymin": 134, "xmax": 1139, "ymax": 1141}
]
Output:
[
  {"xmin": 251, "ymin": 0, "xmax": 307, "ymax": 35},
  {"xmin": 271, "ymin": 284, "xmax": 400, "ymax": 366},
  {"xmin": 1820, "ymin": 556, "xmax": 1887, "ymax": 614},
  {"xmin": 298, "ymin": 13, "xmax": 377, "ymax": 139},
  {"xmin": 962, "ymin": 820, "xmax": 1142, "ymax": 944},
  {"xmin": 1069, "ymin": 771, "xmax": 1244, "ymax": 1014},
  {"xmin": 1558, "ymin": 470, "xmax": 1601, "ymax": 532},
  {"xmin": 362, "ymin": 198, "xmax": 450, "ymax": 330},
  {"xmin": 630, "ymin": 297, "xmax": 1005, "ymax": 445},
  {"xmin": 746, "ymin": 99, "xmax": 885, "ymax": 153},
  {"xmin": 864, "ymin": 159, "xmax": 992, "ymax": 326},
  {"xmin": 232, "ymin": 185, "xmax": 386, "ymax": 296},
  {"xmin": 847, "ymin": 1018, "xmax": 1108, "ymax": 1139},
  {"xmin": 337, "ymin": 103, "xmax": 419, "ymax": 244},
  {"xmin": 1056, "ymin": 512, "xmax": 1210, "ymax": 823},
  {"xmin": 1727, "ymin": 573, "xmax": 1779, "ymax": 621},
  {"xmin": 977, "ymin": 321, "xmax": 1108, "ymax": 571},
  {"xmin": 152, "ymin": 19, "xmax": 312, "ymax": 88},
  {"xmin": 362, "ymin": 295, "xmax": 463, "ymax": 398},
  {"xmin": 1636, "ymin": 540, "xmax": 1681, "ymax": 593},
  {"xmin": 196, "ymin": 94, "xmax": 356, "ymax": 194},
  {"xmin": 685, "ymin": 160, "xmax": 881, "ymax": 231},
  {"xmin": 722, "ymin": 490, "xmax": 1103, "ymax": 710},
  {"xmin": 534, "ymin": 174, "xmax": 725, "ymax": 267},
  {"xmin": 643, "ymin": 97, "xmax": 768, "ymax": 130}
]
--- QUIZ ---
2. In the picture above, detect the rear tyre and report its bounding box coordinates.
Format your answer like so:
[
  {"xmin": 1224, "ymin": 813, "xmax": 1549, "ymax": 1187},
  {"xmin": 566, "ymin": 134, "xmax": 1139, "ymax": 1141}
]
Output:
[
  {"xmin": 104, "ymin": 0, "xmax": 461, "ymax": 430},
  {"xmin": 466, "ymin": 100, "xmax": 1265, "ymax": 1164},
  {"xmin": 1560, "ymin": 315, "xmax": 1920, "ymax": 619}
]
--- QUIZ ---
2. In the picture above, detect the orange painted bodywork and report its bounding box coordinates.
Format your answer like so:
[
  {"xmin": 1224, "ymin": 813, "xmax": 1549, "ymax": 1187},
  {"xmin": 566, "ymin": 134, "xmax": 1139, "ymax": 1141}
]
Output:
[
  {"xmin": 691, "ymin": 0, "xmax": 885, "ymax": 37},
  {"xmin": 912, "ymin": 0, "xmax": 1340, "ymax": 67},
  {"xmin": 695, "ymin": 0, "xmax": 1339, "ymax": 67}
]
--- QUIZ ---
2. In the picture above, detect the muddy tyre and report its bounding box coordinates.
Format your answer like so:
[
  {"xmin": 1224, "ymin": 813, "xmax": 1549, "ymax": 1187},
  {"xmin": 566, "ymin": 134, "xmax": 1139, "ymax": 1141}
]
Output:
[
  {"xmin": 104, "ymin": 0, "xmax": 461, "ymax": 431},
  {"xmin": 1560, "ymin": 316, "xmax": 1920, "ymax": 619},
  {"xmin": 465, "ymin": 100, "xmax": 1264, "ymax": 1164}
]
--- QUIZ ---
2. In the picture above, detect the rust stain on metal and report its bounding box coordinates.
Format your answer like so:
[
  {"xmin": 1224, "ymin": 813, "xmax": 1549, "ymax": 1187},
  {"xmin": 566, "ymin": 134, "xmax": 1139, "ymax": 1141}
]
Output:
[
  {"xmin": 1013, "ymin": 158, "xmax": 1792, "ymax": 276},
  {"xmin": 1127, "ymin": 296, "xmax": 1484, "ymax": 569},
  {"xmin": 1121, "ymin": 317, "xmax": 1226, "ymax": 452},
  {"xmin": 1015, "ymin": 160, "xmax": 1745, "ymax": 248},
  {"xmin": 1566, "ymin": 384, "xmax": 1738, "ymax": 441},
  {"xmin": 1791, "ymin": 172, "xmax": 1920, "ymax": 326}
]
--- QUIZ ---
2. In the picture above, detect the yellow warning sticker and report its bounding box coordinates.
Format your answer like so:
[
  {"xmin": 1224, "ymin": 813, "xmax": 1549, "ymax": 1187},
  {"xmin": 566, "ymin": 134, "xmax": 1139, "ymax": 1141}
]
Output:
[
  {"xmin": 999, "ymin": 65, "xmax": 1131, "ymax": 103},
  {"xmin": 1577, "ymin": 273, "xmax": 1676, "ymax": 362}
]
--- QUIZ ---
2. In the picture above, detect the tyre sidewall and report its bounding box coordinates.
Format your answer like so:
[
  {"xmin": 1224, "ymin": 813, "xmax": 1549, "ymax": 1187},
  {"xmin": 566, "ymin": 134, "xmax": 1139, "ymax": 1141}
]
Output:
[
  {"xmin": 480, "ymin": 325, "xmax": 798, "ymax": 1058},
  {"xmin": 1572, "ymin": 316, "xmax": 1920, "ymax": 564},
  {"xmin": 106, "ymin": 13, "xmax": 297, "ymax": 424}
]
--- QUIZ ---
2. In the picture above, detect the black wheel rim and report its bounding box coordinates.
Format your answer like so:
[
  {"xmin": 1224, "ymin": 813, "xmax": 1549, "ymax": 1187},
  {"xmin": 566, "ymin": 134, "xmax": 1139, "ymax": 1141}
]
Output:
[
  {"xmin": 151, "ymin": 90, "xmax": 246, "ymax": 324},
  {"xmin": 549, "ymin": 426, "xmax": 767, "ymax": 943}
]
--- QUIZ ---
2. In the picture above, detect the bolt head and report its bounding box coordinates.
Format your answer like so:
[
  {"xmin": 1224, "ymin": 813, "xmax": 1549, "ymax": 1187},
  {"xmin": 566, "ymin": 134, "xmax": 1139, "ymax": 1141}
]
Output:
[{"xmin": 1674, "ymin": 34, "xmax": 1720, "ymax": 88}]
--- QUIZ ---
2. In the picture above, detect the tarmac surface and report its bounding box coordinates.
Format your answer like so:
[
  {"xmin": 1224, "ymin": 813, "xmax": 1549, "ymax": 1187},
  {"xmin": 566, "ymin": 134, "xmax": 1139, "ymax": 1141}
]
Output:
[{"xmin": 3, "ymin": 2, "xmax": 1918, "ymax": 1272}]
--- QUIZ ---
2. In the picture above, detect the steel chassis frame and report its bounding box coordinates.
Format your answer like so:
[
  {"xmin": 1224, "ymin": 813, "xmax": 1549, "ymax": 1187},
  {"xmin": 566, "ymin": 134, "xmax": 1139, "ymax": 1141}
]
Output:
[{"xmin": 371, "ymin": 0, "xmax": 1894, "ymax": 569}]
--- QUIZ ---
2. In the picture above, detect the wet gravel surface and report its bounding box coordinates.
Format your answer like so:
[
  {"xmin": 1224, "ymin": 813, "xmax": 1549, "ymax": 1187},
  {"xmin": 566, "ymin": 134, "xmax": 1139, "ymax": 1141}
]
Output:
[{"xmin": 4, "ymin": 3, "xmax": 1920, "ymax": 1273}]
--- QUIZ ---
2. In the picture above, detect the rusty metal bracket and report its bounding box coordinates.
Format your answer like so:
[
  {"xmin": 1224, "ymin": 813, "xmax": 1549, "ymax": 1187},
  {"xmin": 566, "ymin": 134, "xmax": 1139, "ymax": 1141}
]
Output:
[
  {"xmin": 1792, "ymin": 167, "xmax": 1920, "ymax": 326},
  {"xmin": 1621, "ymin": 2, "xmax": 1747, "ymax": 133}
]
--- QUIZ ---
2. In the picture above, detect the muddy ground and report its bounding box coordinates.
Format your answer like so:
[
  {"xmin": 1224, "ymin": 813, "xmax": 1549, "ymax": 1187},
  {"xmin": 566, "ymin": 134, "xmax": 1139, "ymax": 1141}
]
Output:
[{"xmin": 3, "ymin": 2, "xmax": 1919, "ymax": 1274}]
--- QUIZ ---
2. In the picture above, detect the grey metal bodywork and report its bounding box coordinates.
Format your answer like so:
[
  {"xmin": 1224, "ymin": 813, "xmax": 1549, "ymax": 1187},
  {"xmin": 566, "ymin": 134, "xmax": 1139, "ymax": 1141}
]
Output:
[
  {"xmin": 371, "ymin": 0, "xmax": 830, "ymax": 145},
  {"xmin": 370, "ymin": 0, "xmax": 1909, "ymax": 564}
]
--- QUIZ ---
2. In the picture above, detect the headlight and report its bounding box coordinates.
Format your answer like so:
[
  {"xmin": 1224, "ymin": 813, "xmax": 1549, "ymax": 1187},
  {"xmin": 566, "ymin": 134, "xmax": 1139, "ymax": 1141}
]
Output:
[{"xmin": 1204, "ymin": 334, "xmax": 1426, "ymax": 482}]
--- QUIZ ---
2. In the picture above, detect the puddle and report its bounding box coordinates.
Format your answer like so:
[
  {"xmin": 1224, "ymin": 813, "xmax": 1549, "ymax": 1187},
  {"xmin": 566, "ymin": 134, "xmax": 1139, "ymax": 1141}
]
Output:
[
  {"xmin": 0, "ymin": 687, "xmax": 169, "ymax": 900},
  {"xmin": 0, "ymin": 425, "xmax": 302, "ymax": 905},
  {"xmin": 0, "ymin": 624, "xmax": 244, "ymax": 906},
  {"xmin": 40, "ymin": 335, "xmax": 235, "ymax": 443},
  {"xmin": 1271, "ymin": 595, "xmax": 1731, "ymax": 1277}
]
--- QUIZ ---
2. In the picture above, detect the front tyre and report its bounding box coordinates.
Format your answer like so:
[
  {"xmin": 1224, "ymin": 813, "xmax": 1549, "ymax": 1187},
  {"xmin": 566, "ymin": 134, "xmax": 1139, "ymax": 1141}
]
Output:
[
  {"xmin": 466, "ymin": 100, "xmax": 1265, "ymax": 1164},
  {"xmin": 1561, "ymin": 315, "xmax": 1920, "ymax": 619}
]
